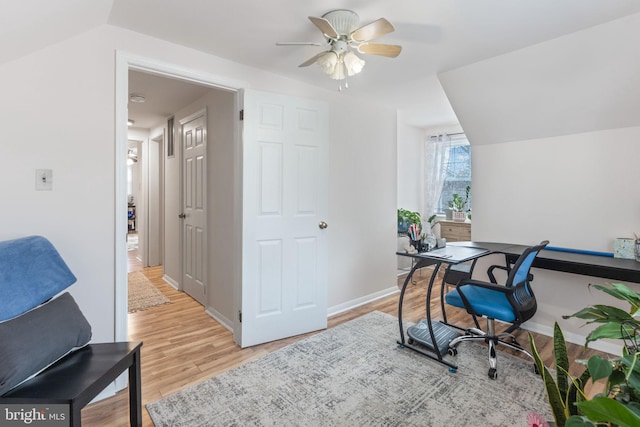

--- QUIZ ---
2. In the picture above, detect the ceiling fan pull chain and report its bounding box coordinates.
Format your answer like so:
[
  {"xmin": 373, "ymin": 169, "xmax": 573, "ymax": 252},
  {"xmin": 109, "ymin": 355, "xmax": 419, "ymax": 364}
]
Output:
[{"xmin": 344, "ymin": 63, "xmax": 349, "ymax": 89}]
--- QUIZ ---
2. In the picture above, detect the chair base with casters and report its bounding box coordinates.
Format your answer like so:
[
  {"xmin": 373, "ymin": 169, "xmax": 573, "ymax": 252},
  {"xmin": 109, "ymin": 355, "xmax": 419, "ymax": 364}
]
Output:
[
  {"xmin": 446, "ymin": 316, "xmax": 534, "ymax": 380},
  {"xmin": 444, "ymin": 240, "xmax": 549, "ymax": 380}
]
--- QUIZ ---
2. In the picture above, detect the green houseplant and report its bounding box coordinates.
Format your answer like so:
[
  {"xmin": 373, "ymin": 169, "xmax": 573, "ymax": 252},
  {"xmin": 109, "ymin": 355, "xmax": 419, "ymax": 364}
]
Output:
[
  {"xmin": 449, "ymin": 185, "xmax": 470, "ymax": 221},
  {"xmin": 397, "ymin": 208, "xmax": 421, "ymax": 233},
  {"xmin": 530, "ymin": 283, "xmax": 640, "ymax": 427},
  {"xmin": 529, "ymin": 323, "xmax": 592, "ymax": 426}
]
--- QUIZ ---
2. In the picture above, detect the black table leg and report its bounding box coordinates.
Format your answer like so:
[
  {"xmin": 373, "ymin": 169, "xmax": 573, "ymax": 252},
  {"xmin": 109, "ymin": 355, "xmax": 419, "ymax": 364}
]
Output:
[
  {"xmin": 128, "ymin": 347, "xmax": 142, "ymax": 427},
  {"xmin": 397, "ymin": 259, "xmax": 458, "ymax": 370}
]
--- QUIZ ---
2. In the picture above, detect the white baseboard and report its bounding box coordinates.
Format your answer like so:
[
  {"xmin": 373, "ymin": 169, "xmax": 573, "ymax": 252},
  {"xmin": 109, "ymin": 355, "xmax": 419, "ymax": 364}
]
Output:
[
  {"xmin": 162, "ymin": 274, "xmax": 180, "ymax": 290},
  {"xmin": 205, "ymin": 307, "xmax": 233, "ymax": 332},
  {"xmin": 522, "ymin": 320, "xmax": 620, "ymax": 356},
  {"xmin": 327, "ymin": 286, "xmax": 400, "ymax": 318}
]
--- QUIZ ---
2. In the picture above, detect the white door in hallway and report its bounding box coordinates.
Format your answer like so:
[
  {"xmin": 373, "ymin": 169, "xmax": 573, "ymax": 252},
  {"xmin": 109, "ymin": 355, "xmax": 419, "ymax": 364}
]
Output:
[
  {"xmin": 239, "ymin": 90, "xmax": 329, "ymax": 347},
  {"xmin": 181, "ymin": 109, "xmax": 207, "ymax": 305}
]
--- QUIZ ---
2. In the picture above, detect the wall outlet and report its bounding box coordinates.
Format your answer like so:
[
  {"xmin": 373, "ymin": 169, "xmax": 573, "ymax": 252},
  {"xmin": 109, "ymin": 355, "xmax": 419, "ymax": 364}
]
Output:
[{"xmin": 35, "ymin": 169, "xmax": 53, "ymax": 191}]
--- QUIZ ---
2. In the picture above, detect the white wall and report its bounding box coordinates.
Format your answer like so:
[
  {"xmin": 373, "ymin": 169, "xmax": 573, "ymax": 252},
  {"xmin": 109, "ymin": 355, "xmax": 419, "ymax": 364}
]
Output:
[
  {"xmin": 0, "ymin": 31, "xmax": 116, "ymax": 341},
  {"xmin": 396, "ymin": 117, "xmax": 424, "ymax": 213},
  {"xmin": 0, "ymin": 24, "xmax": 398, "ymax": 343},
  {"xmin": 327, "ymin": 97, "xmax": 398, "ymax": 307},
  {"xmin": 472, "ymin": 128, "xmax": 640, "ymax": 250}
]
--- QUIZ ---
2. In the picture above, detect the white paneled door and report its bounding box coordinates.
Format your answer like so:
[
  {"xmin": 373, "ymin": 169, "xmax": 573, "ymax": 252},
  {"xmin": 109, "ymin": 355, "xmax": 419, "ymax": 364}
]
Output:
[
  {"xmin": 181, "ymin": 109, "xmax": 207, "ymax": 305},
  {"xmin": 240, "ymin": 90, "xmax": 329, "ymax": 347}
]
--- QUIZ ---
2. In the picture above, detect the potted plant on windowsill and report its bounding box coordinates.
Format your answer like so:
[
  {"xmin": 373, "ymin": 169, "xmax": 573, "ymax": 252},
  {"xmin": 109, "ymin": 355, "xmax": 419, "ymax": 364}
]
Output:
[
  {"xmin": 449, "ymin": 185, "xmax": 470, "ymax": 222},
  {"xmin": 529, "ymin": 282, "xmax": 640, "ymax": 427}
]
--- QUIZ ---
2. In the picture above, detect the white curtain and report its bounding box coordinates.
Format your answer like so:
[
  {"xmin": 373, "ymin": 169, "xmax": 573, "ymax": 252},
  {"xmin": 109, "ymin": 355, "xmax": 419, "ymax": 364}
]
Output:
[{"xmin": 423, "ymin": 134, "xmax": 451, "ymax": 230}]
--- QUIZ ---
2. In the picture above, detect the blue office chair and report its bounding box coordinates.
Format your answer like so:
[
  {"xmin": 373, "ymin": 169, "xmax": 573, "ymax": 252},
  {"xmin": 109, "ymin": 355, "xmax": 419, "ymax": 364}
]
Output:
[{"xmin": 444, "ymin": 240, "xmax": 549, "ymax": 379}]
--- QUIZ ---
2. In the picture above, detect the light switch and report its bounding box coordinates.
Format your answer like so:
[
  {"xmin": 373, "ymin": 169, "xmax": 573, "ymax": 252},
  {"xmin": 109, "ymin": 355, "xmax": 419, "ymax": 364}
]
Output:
[{"xmin": 35, "ymin": 169, "xmax": 53, "ymax": 191}]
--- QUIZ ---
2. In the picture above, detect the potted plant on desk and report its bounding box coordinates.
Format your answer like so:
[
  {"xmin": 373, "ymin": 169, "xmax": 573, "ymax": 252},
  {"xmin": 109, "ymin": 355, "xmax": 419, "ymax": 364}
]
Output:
[{"xmin": 397, "ymin": 208, "xmax": 421, "ymax": 233}]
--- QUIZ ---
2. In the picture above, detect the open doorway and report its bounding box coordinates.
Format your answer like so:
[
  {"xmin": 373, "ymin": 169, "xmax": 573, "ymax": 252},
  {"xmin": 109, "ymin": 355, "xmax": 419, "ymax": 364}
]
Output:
[
  {"xmin": 116, "ymin": 53, "xmax": 244, "ymax": 344},
  {"xmin": 125, "ymin": 72, "xmax": 210, "ymax": 312}
]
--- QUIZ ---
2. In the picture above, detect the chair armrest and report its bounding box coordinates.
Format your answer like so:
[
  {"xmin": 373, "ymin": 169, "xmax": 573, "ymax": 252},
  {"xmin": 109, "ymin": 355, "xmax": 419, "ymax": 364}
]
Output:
[
  {"xmin": 487, "ymin": 265, "xmax": 510, "ymax": 284},
  {"xmin": 456, "ymin": 279, "xmax": 512, "ymax": 295}
]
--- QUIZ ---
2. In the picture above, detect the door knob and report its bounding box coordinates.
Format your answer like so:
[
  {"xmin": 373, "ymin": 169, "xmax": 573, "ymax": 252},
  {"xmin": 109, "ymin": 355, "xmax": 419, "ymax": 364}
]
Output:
[
  {"xmin": 319, "ymin": 221, "xmax": 328, "ymax": 229},
  {"xmin": 178, "ymin": 213, "xmax": 186, "ymax": 219}
]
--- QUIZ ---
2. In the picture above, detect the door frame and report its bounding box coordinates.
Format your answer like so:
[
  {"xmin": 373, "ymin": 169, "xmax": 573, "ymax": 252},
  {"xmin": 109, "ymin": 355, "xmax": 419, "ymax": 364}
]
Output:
[
  {"xmin": 115, "ymin": 51, "xmax": 246, "ymax": 343},
  {"xmin": 148, "ymin": 132, "xmax": 164, "ymax": 268}
]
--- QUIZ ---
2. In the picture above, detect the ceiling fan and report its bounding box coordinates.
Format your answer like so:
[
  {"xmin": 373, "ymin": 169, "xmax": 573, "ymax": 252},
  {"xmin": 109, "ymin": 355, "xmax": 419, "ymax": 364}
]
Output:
[{"xmin": 277, "ymin": 9, "xmax": 402, "ymax": 89}]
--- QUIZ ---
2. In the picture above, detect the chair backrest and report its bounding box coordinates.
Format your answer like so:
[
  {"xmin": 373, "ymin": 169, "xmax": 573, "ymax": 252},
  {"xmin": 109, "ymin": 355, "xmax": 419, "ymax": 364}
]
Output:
[
  {"xmin": 506, "ymin": 240, "xmax": 549, "ymax": 288},
  {"xmin": 504, "ymin": 240, "xmax": 549, "ymax": 323}
]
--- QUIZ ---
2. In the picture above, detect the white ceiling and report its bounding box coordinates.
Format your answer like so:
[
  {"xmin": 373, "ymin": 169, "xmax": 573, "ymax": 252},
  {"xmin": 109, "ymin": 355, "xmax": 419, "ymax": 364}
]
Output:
[
  {"xmin": 127, "ymin": 71, "xmax": 214, "ymax": 129},
  {"xmin": 4, "ymin": 1, "xmax": 640, "ymax": 129}
]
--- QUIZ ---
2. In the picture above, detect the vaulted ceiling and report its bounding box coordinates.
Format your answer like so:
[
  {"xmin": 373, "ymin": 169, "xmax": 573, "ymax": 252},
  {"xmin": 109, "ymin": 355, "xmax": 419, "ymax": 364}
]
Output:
[{"xmin": 3, "ymin": 1, "xmax": 640, "ymax": 130}]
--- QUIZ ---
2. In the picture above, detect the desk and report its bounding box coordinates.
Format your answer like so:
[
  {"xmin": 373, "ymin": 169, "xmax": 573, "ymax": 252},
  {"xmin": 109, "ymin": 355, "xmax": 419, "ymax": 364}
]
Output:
[
  {"xmin": 449, "ymin": 241, "xmax": 640, "ymax": 284},
  {"xmin": 396, "ymin": 245, "xmax": 491, "ymax": 370},
  {"xmin": 397, "ymin": 241, "xmax": 640, "ymax": 370},
  {"xmin": 0, "ymin": 342, "xmax": 142, "ymax": 427}
]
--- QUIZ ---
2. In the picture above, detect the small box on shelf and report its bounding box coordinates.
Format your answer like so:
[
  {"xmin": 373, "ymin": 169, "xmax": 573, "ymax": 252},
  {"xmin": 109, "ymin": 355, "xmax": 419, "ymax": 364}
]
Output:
[{"xmin": 613, "ymin": 238, "xmax": 636, "ymax": 259}]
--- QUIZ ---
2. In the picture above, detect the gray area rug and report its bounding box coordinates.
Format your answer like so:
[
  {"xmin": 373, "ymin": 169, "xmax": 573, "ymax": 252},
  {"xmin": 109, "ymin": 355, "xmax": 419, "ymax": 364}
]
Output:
[{"xmin": 147, "ymin": 311, "xmax": 551, "ymax": 426}]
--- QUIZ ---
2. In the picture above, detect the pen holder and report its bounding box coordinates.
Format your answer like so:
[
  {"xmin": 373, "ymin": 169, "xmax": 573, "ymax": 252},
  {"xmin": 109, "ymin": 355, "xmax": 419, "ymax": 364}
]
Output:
[{"xmin": 411, "ymin": 240, "xmax": 423, "ymax": 252}]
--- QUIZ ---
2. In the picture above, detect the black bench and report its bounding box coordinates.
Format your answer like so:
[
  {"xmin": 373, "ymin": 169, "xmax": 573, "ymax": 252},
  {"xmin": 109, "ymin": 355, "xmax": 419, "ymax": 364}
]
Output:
[{"xmin": 0, "ymin": 341, "xmax": 142, "ymax": 427}]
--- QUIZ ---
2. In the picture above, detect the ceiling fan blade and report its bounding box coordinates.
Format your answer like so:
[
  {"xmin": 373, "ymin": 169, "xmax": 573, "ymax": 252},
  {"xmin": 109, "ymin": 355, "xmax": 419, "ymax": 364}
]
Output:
[
  {"xmin": 298, "ymin": 51, "xmax": 330, "ymax": 67},
  {"xmin": 357, "ymin": 43, "xmax": 402, "ymax": 58},
  {"xmin": 351, "ymin": 18, "xmax": 394, "ymax": 42},
  {"xmin": 308, "ymin": 16, "xmax": 339, "ymax": 39},
  {"xmin": 276, "ymin": 42, "xmax": 322, "ymax": 46}
]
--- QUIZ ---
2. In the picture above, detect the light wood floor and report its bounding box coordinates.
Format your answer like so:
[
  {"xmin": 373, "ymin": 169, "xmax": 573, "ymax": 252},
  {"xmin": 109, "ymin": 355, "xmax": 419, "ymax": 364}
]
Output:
[{"xmin": 82, "ymin": 253, "xmax": 607, "ymax": 426}]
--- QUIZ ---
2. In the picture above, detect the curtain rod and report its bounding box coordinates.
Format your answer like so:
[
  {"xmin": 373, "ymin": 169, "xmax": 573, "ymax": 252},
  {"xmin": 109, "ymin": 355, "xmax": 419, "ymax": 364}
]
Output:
[{"xmin": 428, "ymin": 132, "xmax": 465, "ymax": 138}]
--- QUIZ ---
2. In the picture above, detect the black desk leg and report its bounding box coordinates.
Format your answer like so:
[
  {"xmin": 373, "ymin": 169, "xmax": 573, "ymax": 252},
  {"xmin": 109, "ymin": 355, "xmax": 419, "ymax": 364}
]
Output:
[
  {"xmin": 397, "ymin": 258, "xmax": 432, "ymax": 344},
  {"xmin": 397, "ymin": 259, "xmax": 459, "ymax": 370},
  {"xmin": 128, "ymin": 347, "xmax": 142, "ymax": 427}
]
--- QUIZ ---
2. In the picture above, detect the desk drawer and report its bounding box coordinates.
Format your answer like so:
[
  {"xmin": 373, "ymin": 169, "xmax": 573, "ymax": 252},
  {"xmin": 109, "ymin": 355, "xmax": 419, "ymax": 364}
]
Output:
[
  {"xmin": 440, "ymin": 221, "xmax": 471, "ymax": 242},
  {"xmin": 459, "ymin": 226, "xmax": 471, "ymax": 240}
]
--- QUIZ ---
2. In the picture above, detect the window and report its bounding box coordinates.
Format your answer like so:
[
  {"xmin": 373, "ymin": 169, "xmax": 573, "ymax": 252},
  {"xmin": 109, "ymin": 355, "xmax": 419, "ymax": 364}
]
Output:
[{"xmin": 437, "ymin": 138, "xmax": 471, "ymax": 213}]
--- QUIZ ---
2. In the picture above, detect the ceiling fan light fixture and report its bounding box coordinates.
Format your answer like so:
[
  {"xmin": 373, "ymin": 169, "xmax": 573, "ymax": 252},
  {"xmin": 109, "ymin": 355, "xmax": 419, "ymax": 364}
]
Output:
[
  {"xmin": 317, "ymin": 51, "xmax": 339, "ymax": 75},
  {"xmin": 329, "ymin": 62, "xmax": 346, "ymax": 81},
  {"xmin": 343, "ymin": 51, "xmax": 365, "ymax": 76},
  {"xmin": 284, "ymin": 9, "xmax": 400, "ymax": 89}
]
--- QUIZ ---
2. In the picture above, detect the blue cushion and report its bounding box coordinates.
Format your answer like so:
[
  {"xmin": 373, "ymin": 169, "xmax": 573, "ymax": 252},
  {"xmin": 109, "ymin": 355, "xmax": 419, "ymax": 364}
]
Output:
[
  {"xmin": 0, "ymin": 236, "xmax": 77, "ymax": 322},
  {"xmin": 445, "ymin": 285, "xmax": 516, "ymax": 322}
]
